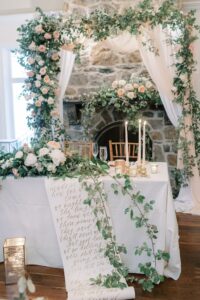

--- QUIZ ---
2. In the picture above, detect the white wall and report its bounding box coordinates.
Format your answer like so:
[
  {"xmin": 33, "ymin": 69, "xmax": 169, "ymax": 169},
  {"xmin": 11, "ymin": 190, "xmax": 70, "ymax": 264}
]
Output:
[{"xmin": 0, "ymin": 0, "xmax": 64, "ymax": 15}]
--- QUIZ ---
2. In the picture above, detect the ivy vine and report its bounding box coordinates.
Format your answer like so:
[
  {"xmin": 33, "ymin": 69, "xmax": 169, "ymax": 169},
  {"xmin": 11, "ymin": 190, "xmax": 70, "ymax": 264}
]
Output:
[{"xmin": 80, "ymin": 160, "xmax": 170, "ymax": 292}]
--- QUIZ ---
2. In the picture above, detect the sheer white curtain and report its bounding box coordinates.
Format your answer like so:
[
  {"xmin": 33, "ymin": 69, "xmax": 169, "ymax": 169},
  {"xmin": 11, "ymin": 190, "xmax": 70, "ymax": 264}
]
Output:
[
  {"xmin": 58, "ymin": 49, "xmax": 75, "ymax": 123},
  {"xmin": 137, "ymin": 25, "xmax": 200, "ymax": 215}
]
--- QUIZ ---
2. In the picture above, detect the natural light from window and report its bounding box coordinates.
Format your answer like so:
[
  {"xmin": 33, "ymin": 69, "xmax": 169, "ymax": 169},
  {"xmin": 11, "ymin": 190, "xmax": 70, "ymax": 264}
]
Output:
[{"xmin": 10, "ymin": 52, "xmax": 32, "ymax": 142}]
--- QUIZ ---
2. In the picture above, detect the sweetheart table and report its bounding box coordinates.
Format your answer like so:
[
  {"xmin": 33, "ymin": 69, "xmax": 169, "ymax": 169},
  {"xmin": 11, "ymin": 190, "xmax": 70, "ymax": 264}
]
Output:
[{"xmin": 0, "ymin": 162, "xmax": 181, "ymax": 281}]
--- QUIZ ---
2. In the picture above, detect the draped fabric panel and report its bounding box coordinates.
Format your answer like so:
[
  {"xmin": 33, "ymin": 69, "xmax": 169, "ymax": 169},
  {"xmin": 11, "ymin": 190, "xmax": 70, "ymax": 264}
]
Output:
[
  {"xmin": 137, "ymin": 25, "xmax": 200, "ymax": 214},
  {"xmin": 58, "ymin": 49, "xmax": 75, "ymax": 123}
]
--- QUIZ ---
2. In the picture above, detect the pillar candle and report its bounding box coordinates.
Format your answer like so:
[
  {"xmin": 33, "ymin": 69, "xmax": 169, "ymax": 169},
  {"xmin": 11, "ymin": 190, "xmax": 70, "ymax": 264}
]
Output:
[
  {"xmin": 142, "ymin": 120, "xmax": 147, "ymax": 165},
  {"xmin": 138, "ymin": 119, "xmax": 142, "ymax": 165},
  {"xmin": 125, "ymin": 121, "xmax": 129, "ymax": 165}
]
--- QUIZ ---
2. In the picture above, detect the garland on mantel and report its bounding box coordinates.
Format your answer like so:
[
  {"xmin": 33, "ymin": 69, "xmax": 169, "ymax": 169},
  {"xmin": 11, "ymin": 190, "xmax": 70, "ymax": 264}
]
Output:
[{"xmin": 82, "ymin": 75, "xmax": 161, "ymax": 137}]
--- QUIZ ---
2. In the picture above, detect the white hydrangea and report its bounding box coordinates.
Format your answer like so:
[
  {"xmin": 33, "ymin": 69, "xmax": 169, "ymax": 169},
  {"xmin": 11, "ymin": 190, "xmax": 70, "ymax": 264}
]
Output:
[
  {"xmin": 24, "ymin": 153, "xmax": 37, "ymax": 167},
  {"xmin": 49, "ymin": 149, "xmax": 66, "ymax": 166},
  {"xmin": 15, "ymin": 151, "xmax": 23, "ymax": 159}
]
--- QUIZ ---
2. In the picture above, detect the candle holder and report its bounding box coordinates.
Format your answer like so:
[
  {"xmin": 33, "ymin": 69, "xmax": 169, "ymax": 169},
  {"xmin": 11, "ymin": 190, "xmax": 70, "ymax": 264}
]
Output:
[
  {"xmin": 150, "ymin": 163, "xmax": 158, "ymax": 174},
  {"xmin": 136, "ymin": 163, "xmax": 148, "ymax": 177},
  {"xmin": 115, "ymin": 159, "xmax": 126, "ymax": 174},
  {"xmin": 129, "ymin": 165, "xmax": 137, "ymax": 177},
  {"xmin": 3, "ymin": 237, "xmax": 26, "ymax": 284}
]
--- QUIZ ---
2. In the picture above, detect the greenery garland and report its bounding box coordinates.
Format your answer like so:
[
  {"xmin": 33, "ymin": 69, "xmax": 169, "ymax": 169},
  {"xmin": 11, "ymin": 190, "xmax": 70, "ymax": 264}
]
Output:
[
  {"xmin": 15, "ymin": 0, "xmax": 200, "ymax": 179},
  {"xmin": 80, "ymin": 164, "xmax": 170, "ymax": 292},
  {"xmin": 16, "ymin": 8, "xmax": 66, "ymax": 145},
  {"xmin": 75, "ymin": 0, "xmax": 200, "ymax": 178},
  {"xmin": 82, "ymin": 75, "xmax": 161, "ymax": 137}
]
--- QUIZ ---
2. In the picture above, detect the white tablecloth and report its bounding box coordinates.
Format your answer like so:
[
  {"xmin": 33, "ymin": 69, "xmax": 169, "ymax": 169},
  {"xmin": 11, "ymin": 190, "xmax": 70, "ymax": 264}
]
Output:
[{"xmin": 0, "ymin": 163, "xmax": 181, "ymax": 279}]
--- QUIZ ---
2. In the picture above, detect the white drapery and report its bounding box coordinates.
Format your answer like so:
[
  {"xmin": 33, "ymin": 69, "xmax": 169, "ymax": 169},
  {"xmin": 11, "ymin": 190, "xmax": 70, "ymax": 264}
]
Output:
[
  {"xmin": 58, "ymin": 49, "xmax": 75, "ymax": 123},
  {"xmin": 137, "ymin": 25, "xmax": 182, "ymax": 127},
  {"xmin": 106, "ymin": 25, "xmax": 200, "ymax": 214},
  {"xmin": 137, "ymin": 25, "xmax": 200, "ymax": 215}
]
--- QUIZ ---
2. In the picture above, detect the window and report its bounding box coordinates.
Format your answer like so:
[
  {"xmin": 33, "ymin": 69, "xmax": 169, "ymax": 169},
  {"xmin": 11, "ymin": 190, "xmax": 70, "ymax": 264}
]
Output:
[{"xmin": 10, "ymin": 51, "xmax": 32, "ymax": 142}]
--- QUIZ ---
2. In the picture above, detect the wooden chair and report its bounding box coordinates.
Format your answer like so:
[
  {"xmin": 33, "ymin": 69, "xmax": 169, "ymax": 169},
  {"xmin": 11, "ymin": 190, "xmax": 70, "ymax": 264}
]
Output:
[
  {"xmin": 65, "ymin": 141, "xmax": 93, "ymax": 159},
  {"xmin": 109, "ymin": 140, "xmax": 138, "ymax": 161}
]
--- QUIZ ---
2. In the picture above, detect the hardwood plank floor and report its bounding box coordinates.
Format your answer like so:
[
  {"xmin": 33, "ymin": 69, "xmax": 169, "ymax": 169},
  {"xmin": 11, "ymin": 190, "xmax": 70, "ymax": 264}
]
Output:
[{"xmin": 0, "ymin": 212, "xmax": 200, "ymax": 300}]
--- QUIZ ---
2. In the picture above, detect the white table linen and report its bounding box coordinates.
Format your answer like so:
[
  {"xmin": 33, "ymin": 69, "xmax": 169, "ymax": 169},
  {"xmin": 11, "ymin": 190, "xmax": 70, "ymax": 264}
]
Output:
[{"xmin": 0, "ymin": 163, "xmax": 181, "ymax": 280}]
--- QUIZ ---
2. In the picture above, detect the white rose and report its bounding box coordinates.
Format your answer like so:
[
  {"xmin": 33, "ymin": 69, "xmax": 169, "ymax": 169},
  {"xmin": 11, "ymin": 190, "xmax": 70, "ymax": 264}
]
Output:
[
  {"xmin": 41, "ymin": 87, "xmax": 49, "ymax": 95},
  {"xmin": 47, "ymin": 163, "xmax": 56, "ymax": 173},
  {"xmin": 38, "ymin": 147, "xmax": 49, "ymax": 157},
  {"xmin": 124, "ymin": 83, "xmax": 133, "ymax": 91},
  {"xmin": 28, "ymin": 41, "xmax": 36, "ymax": 50},
  {"xmin": 35, "ymin": 163, "xmax": 43, "ymax": 172},
  {"xmin": 127, "ymin": 92, "xmax": 136, "ymax": 99},
  {"xmin": 35, "ymin": 24, "xmax": 43, "ymax": 33},
  {"xmin": 38, "ymin": 60, "xmax": 45, "ymax": 66},
  {"xmin": 27, "ymin": 57, "xmax": 35, "ymax": 65},
  {"xmin": 111, "ymin": 81, "xmax": 118, "ymax": 89},
  {"xmin": 133, "ymin": 83, "xmax": 139, "ymax": 89},
  {"xmin": 15, "ymin": 151, "xmax": 23, "ymax": 159},
  {"xmin": 38, "ymin": 96, "xmax": 44, "ymax": 102},
  {"xmin": 35, "ymin": 80, "xmax": 41, "ymax": 88},
  {"xmin": 118, "ymin": 80, "xmax": 126, "ymax": 87},
  {"xmin": 49, "ymin": 149, "xmax": 66, "ymax": 166},
  {"xmin": 47, "ymin": 97, "xmax": 54, "ymax": 105},
  {"xmin": 145, "ymin": 81, "xmax": 153, "ymax": 89},
  {"xmin": 180, "ymin": 73, "xmax": 187, "ymax": 82},
  {"xmin": 24, "ymin": 153, "xmax": 37, "ymax": 167},
  {"xmin": 171, "ymin": 86, "xmax": 178, "ymax": 93},
  {"xmin": 36, "ymin": 74, "xmax": 42, "ymax": 80}
]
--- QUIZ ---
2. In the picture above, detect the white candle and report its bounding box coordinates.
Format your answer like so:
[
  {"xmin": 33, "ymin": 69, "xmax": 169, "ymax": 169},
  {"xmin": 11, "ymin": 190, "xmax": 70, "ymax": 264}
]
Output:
[
  {"xmin": 138, "ymin": 119, "xmax": 142, "ymax": 165},
  {"xmin": 142, "ymin": 120, "xmax": 147, "ymax": 165},
  {"xmin": 125, "ymin": 121, "xmax": 129, "ymax": 165}
]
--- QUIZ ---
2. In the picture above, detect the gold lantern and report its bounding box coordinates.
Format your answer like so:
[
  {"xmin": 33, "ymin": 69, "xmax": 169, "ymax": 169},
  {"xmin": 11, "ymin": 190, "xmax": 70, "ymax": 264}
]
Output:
[{"xmin": 3, "ymin": 237, "xmax": 26, "ymax": 284}]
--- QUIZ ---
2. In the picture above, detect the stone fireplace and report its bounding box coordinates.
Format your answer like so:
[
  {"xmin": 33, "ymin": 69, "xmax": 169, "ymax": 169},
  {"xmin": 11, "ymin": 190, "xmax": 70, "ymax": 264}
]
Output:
[{"xmin": 64, "ymin": 102, "xmax": 177, "ymax": 170}]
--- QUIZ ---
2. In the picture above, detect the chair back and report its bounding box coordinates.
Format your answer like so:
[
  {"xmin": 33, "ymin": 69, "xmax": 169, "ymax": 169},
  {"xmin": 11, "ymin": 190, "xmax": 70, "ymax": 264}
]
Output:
[
  {"xmin": 109, "ymin": 140, "xmax": 138, "ymax": 161},
  {"xmin": 65, "ymin": 141, "xmax": 93, "ymax": 159}
]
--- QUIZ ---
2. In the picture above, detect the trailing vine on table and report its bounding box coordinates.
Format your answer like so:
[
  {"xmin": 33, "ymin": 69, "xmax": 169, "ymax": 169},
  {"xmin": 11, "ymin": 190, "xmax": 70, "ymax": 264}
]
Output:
[
  {"xmin": 112, "ymin": 174, "xmax": 170, "ymax": 292},
  {"xmin": 81, "ymin": 161, "xmax": 170, "ymax": 292}
]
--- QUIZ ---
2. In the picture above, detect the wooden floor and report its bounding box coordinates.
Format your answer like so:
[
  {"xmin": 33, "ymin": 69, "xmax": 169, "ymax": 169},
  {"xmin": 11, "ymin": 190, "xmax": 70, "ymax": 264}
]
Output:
[{"xmin": 0, "ymin": 212, "xmax": 200, "ymax": 300}]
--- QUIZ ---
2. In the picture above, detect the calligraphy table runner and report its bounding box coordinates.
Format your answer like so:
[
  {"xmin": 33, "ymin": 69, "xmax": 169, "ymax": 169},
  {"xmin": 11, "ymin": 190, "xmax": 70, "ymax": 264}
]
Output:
[{"xmin": 45, "ymin": 178, "xmax": 135, "ymax": 300}]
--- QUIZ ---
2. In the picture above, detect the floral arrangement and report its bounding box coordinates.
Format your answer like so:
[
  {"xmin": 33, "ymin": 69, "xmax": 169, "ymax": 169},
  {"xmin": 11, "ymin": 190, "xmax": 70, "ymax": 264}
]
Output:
[
  {"xmin": 0, "ymin": 141, "xmax": 83, "ymax": 178},
  {"xmin": 16, "ymin": 8, "xmax": 65, "ymax": 144},
  {"xmin": 82, "ymin": 75, "xmax": 161, "ymax": 136}
]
